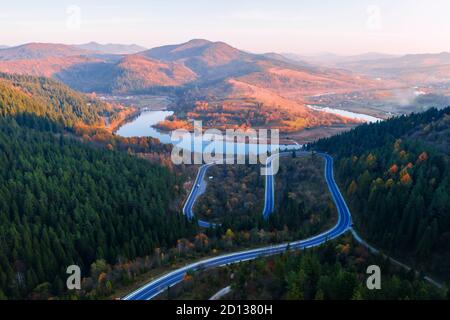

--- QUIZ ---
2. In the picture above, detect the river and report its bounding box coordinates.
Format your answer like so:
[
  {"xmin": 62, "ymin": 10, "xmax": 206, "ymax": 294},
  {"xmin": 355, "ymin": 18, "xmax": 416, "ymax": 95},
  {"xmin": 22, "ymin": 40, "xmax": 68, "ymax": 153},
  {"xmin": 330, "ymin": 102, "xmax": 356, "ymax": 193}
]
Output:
[{"xmin": 306, "ymin": 105, "xmax": 382, "ymax": 123}]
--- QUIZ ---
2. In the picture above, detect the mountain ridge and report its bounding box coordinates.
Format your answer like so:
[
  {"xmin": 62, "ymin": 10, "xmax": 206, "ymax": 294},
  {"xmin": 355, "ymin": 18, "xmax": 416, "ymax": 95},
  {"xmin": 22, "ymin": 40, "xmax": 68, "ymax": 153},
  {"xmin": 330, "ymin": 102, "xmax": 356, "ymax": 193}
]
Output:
[
  {"xmin": 74, "ymin": 41, "xmax": 147, "ymax": 55},
  {"xmin": 2, "ymin": 39, "xmax": 448, "ymax": 133},
  {"xmin": 0, "ymin": 42, "xmax": 92, "ymax": 60}
]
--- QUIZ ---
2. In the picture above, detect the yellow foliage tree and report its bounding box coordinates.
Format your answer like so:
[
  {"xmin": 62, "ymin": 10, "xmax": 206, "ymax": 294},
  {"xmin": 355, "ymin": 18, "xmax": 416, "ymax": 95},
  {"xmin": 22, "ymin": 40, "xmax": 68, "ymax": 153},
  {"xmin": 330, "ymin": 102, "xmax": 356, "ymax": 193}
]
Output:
[
  {"xmin": 225, "ymin": 229, "xmax": 235, "ymax": 239},
  {"xmin": 347, "ymin": 180, "xmax": 358, "ymax": 196}
]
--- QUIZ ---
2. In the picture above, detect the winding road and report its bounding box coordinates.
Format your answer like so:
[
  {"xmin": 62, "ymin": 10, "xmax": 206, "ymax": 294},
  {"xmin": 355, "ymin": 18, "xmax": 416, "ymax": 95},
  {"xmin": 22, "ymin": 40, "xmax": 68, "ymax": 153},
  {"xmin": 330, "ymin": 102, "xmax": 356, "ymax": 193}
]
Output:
[{"xmin": 123, "ymin": 151, "xmax": 353, "ymax": 300}]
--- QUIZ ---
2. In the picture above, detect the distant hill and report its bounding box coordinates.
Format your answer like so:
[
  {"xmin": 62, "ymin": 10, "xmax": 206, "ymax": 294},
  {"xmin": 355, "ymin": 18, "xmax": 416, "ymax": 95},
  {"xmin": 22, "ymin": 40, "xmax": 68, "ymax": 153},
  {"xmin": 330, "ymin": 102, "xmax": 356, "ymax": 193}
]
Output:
[
  {"xmin": 0, "ymin": 43, "xmax": 100, "ymax": 80},
  {"xmin": 140, "ymin": 39, "xmax": 258, "ymax": 80},
  {"xmin": 0, "ymin": 39, "xmax": 386, "ymax": 96},
  {"xmin": 74, "ymin": 41, "xmax": 147, "ymax": 54},
  {"xmin": 285, "ymin": 52, "xmax": 399, "ymax": 66},
  {"xmin": 108, "ymin": 54, "xmax": 197, "ymax": 92},
  {"xmin": 140, "ymin": 39, "xmax": 377, "ymax": 100},
  {"xmin": 339, "ymin": 52, "xmax": 450, "ymax": 84},
  {"xmin": 0, "ymin": 45, "xmax": 9, "ymax": 49},
  {"xmin": 0, "ymin": 43, "xmax": 91, "ymax": 60},
  {"xmin": 261, "ymin": 52, "xmax": 312, "ymax": 67},
  {"xmin": 55, "ymin": 54, "xmax": 198, "ymax": 94},
  {"xmin": 0, "ymin": 39, "xmax": 391, "ymax": 132},
  {"xmin": 0, "ymin": 55, "xmax": 100, "ymax": 78},
  {"xmin": 278, "ymin": 51, "xmax": 450, "ymax": 86},
  {"xmin": 138, "ymin": 40, "xmax": 381, "ymax": 131}
]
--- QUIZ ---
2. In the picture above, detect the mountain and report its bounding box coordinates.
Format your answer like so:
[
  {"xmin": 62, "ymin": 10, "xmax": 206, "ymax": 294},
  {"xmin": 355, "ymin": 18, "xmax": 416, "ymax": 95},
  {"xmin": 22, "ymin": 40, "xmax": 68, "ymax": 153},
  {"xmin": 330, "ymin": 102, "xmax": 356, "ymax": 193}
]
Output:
[
  {"xmin": 0, "ymin": 39, "xmax": 380, "ymax": 96},
  {"xmin": 0, "ymin": 72, "xmax": 110, "ymax": 126},
  {"xmin": 285, "ymin": 52, "xmax": 399, "ymax": 67},
  {"xmin": 0, "ymin": 39, "xmax": 387, "ymax": 132},
  {"xmin": 140, "ymin": 39, "xmax": 378, "ymax": 91},
  {"xmin": 0, "ymin": 43, "xmax": 100, "ymax": 79},
  {"xmin": 143, "ymin": 40, "xmax": 377, "ymax": 95},
  {"xmin": 0, "ymin": 43, "xmax": 92, "ymax": 60},
  {"xmin": 55, "ymin": 54, "xmax": 198, "ymax": 93},
  {"xmin": 139, "ymin": 40, "xmax": 386, "ymax": 131},
  {"xmin": 346, "ymin": 52, "xmax": 400, "ymax": 62},
  {"xmin": 141, "ymin": 39, "xmax": 238, "ymax": 63},
  {"xmin": 347, "ymin": 52, "xmax": 450, "ymax": 69},
  {"xmin": 261, "ymin": 52, "xmax": 312, "ymax": 67},
  {"xmin": 74, "ymin": 41, "xmax": 147, "ymax": 54},
  {"xmin": 0, "ymin": 55, "xmax": 101, "ymax": 78},
  {"xmin": 107, "ymin": 54, "xmax": 197, "ymax": 93},
  {"xmin": 140, "ymin": 39, "xmax": 259, "ymax": 80},
  {"xmin": 340, "ymin": 52, "xmax": 450, "ymax": 84},
  {"xmin": 0, "ymin": 45, "xmax": 9, "ymax": 49}
]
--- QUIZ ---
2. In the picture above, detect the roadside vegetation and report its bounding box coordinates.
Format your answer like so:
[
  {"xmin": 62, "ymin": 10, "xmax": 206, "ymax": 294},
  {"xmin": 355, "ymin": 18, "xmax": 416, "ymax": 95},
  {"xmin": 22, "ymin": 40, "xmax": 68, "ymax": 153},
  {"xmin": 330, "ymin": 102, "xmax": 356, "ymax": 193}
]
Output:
[
  {"xmin": 157, "ymin": 236, "xmax": 446, "ymax": 300},
  {"xmin": 194, "ymin": 155, "xmax": 337, "ymax": 239}
]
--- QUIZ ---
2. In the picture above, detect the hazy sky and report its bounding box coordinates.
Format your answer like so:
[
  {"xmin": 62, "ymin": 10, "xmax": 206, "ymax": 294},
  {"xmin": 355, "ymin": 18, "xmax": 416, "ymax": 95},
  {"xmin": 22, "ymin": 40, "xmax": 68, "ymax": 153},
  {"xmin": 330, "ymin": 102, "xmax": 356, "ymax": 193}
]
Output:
[{"xmin": 1, "ymin": 0, "xmax": 450, "ymax": 55}]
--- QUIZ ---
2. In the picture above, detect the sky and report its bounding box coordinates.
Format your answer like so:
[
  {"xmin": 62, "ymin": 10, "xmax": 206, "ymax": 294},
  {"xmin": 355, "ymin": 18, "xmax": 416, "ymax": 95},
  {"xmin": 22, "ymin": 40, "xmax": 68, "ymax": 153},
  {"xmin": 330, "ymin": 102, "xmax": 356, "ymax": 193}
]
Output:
[{"xmin": 1, "ymin": 0, "xmax": 450, "ymax": 55}]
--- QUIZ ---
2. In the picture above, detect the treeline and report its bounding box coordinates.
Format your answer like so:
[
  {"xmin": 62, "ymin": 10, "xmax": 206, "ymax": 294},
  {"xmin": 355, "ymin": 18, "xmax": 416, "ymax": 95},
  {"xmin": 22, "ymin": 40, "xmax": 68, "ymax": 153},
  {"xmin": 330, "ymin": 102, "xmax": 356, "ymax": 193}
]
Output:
[
  {"xmin": 0, "ymin": 73, "xmax": 110, "ymax": 127},
  {"xmin": 311, "ymin": 107, "xmax": 449, "ymax": 159},
  {"xmin": 0, "ymin": 117, "xmax": 197, "ymax": 299},
  {"xmin": 0, "ymin": 72, "xmax": 175, "ymax": 162},
  {"xmin": 310, "ymin": 107, "xmax": 450, "ymax": 279}
]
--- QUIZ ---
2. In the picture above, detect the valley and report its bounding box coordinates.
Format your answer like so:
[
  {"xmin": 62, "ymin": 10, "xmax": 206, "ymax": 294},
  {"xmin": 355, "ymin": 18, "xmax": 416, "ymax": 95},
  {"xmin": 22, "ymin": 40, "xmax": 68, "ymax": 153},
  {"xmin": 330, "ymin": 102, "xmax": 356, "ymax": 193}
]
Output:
[
  {"xmin": 0, "ymin": 37, "xmax": 450, "ymax": 302},
  {"xmin": 0, "ymin": 40, "xmax": 404, "ymax": 137},
  {"xmin": 2, "ymin": 39, "xmax": 450, "ymax": 142}
]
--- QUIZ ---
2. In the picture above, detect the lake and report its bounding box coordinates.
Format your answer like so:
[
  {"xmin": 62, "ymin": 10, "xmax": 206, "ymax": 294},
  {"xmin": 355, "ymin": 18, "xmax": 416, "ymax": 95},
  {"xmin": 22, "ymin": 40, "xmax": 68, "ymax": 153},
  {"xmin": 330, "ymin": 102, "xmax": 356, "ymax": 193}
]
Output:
[
  {"xmin": 116, "ymin": 110, "xmax": 175, "ymax": 144},
  {"xmin": 116, "ymin": 110, "xmax": 300, "ymax": 155}
]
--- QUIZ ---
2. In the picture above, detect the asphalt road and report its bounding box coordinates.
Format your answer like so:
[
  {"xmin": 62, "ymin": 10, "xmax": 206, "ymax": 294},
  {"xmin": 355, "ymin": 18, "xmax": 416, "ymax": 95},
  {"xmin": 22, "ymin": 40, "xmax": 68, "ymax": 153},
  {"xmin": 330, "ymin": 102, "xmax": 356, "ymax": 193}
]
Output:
[
  {"xmin": 123, "ymin": 151, "xmax": 352, "ymax": 300},
  {"xmin": 181, "ymin": 162, "xmax": 219, "ymax": 228}
]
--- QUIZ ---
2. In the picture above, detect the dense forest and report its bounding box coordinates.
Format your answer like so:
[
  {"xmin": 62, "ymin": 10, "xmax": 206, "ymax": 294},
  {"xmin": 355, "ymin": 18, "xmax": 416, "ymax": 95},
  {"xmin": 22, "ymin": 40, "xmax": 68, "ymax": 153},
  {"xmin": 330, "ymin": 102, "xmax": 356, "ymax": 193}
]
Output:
[
  {"xmin": 159, "ymin": 236, "xmax": 446, "ymax": 300},
  {"xmin": 0, "ymin": 74, "xmax": 201, "ymax": 299},
  {"xmin": 0, "ymin": 72, "xmax": 175, "ymax": 166},
  {"xmin": 0, "ymin": 73, "xmax": 111, "ymax": 127},
  {"xmin": 310, "ymin": 107, "xmax": 450, "ymax": 280},
  {"xmin": 0, "ymin": 117, "xmax": 197, "ymax": 299},
  {"xmin": 194, "ymin": 156, "xmax": 337, "ymax": 238},
  {"xmin": 229, "ymin": 238, "xmax": 446, "ymax": 300},
  {"xmin": 194, "ymin": 164, "xmax": 264, "ymax": 228}
]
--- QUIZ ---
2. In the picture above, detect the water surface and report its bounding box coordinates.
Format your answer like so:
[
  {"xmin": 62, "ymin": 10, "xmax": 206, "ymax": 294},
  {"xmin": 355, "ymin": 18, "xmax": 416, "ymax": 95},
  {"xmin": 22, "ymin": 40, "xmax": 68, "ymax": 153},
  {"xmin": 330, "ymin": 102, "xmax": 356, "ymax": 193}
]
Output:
[{"xmin": 116, "ymin": 110, "xmax": 299, "ymax": 155}]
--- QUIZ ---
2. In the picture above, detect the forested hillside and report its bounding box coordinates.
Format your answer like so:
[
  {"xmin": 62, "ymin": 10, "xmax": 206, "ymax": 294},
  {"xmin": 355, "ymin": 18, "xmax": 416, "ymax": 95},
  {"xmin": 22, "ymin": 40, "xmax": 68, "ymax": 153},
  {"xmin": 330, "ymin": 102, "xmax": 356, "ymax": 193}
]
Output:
[
  {"xmin": 0, "ymin": 73, "xmax": 110, "ymax": 127},
  {"xmin": 228, "ymin": 238, "xmax": 445, "ymax": 300},
  {"xmin": 0, "ymin": 118, "xmax": 196, "ymax": 299},
  {"xmin": 160, "ymin": 237, "xmax": 445, "ymax": 300},
  {"xmin": 311, "ymin": 107, "xmax": 450, "ymax": 280},
  {"xmin": 193, "ymin": 156, "xmax": 337, "ymax": 238}
]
